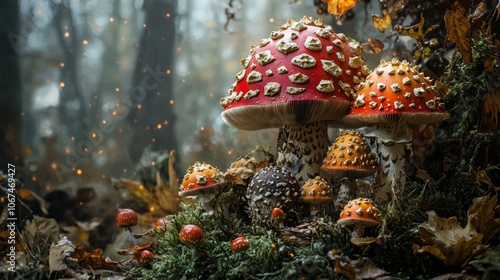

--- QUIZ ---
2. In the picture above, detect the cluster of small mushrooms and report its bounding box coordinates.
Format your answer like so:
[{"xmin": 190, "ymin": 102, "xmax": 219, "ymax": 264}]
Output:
[{"xmin": 174, "ymin": 16, "xmax": 449, "ymax": 249}]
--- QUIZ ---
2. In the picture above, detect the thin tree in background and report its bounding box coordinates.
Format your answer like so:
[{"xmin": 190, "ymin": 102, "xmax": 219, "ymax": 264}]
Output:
[
  {"xmin": 127, "ymin": 0, "xmax": 178, "ymax": 162},
  {"xmin": 0, "ymin": 0, "xmax": 21, "ymax": 168}
]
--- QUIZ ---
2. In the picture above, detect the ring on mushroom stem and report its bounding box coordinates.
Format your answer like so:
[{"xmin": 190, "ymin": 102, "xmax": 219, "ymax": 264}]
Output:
[
  {"xmin": 343, "ymin": 59, "xmax": 450, "ymax": 205},
  {"xmin": 220, "ymin": 16, "xmax": 369, "ymax": 183}
]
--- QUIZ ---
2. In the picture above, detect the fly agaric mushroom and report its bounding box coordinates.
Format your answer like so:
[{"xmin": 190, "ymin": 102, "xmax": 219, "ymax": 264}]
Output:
[
  {"xmin": 116, "ymin": 208, "xmax": 139, "ymax": 245},
  {"xmin": 300, "ymin": 176, "xmax": 334, "ymax": 217},
  {"xmin": 344, "ymin": 59, "xmax": 449, "ymax": 204},
  {"xmin": 271, "ymin": 207, "xmax": 286, "ymax": 226},
  {"xmin": 337, "ymin": 198, "xmax": 380, "ymax": 246},
  {"xmin": 230, "ymin": 236, "xmax": 250, "ymax": 253},
  {"xmin": 178, "ymin": 162, "xmax": 226, "ymax": 215},
  {"xmin": 220, "ymin": 16, "xmax": 369, "ymax": 182},
  {"xmin": 139, "ymin": 249, "xmax": 154, "ymax": 264},
  {"xmin": 179, "ymin": 224, "xmax": 204, "ymax": 247},
  {"xmin": 322, "ymin": 130, "xmax": 377, "ymax": 207},
  {"xmin": 246, "ymin": 166, "xmax": 300, "ymax": 227}
]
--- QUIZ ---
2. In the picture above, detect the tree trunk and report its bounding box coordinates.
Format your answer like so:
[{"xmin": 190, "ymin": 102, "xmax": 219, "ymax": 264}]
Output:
[
  {"xmin": 127, "ymin": 0, "xmax": 178, "ymax": 162},
  {"xmin": 0, "ymin": 1, "xmax": 21, "ymax": 168}
]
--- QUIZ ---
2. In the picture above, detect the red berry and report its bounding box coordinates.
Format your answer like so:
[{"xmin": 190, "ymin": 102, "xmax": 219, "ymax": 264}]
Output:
[{"xmin": 116, "ymin": 209, "xmax": 138, "ymax": 228}]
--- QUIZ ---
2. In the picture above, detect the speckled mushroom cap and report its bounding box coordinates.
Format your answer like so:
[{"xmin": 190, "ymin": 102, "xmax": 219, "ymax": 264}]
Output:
[
  {"xmin": 300, "ymin": 176, "xmax": 334, "ymax": 204},
  {"xmin": 337, "ymin": 198, "xmax": 380, "ymax": 227},
  {"xmin": 344, "ymin": 59, "xmax": 449, "ymax": 126},
  {"xmin": 322, "ymin": 130, "xmax": 377, "ymax": 179},
  {"xmin": 221, "ymin": 16, "xmax": 369, "ymax": 130},
  {"xmin": 246, "ymin": 166, "xmax": 300, "ymax": 227},
  {"xmin": 178, "ymin": 162, "xmax": 225, "ymax": 197}
]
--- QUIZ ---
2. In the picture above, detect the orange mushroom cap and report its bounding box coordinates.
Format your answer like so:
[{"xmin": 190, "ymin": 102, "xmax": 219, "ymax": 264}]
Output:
[
  {"xmin": 300, "ymin": 176, "xmax": 334, "ymax": 204},
  {"xmin": 178, "ymin": 162, "xmax": 225, "ymax": 197},
  {"xmin": 337, "ymin": 198, "xmax": 380, "ymax": 227},
  {"xmin": 322, "ymin": 130, "xmax": 377, "ymax": 179},
  {"xmin": 344, "ymin": 59, "xmax": 449, "ymax": 126},
  {"xmin": 221, "ymin": 16, "xmax": 369, "ymax": 130}
]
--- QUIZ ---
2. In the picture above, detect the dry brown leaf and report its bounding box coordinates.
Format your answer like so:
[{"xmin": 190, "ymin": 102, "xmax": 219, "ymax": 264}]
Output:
[
  {"xmin": 467, "ymin": 195, "xmax": 500, "ymax": 239},
  {"xmin": 49, "ymin": 237, "xmax": 75, "ymax": 272},
  {"xmin": 483, "ymin": 90, "xmax": 500, "ymax": 126},
  {"xmin": 23, "ymin": 216, "xmax": 59, "ymax": 249},
  {"xmin": 413, "ymin": 211, "xmax": 488, "ymax": 267},
  {"xmin": 445, "ymin": 1, "xmax": 472, "ymax": 63},
  {"xmin": 386, "ymin": 0, "xmax": 407, "ymax": 19},
  {"xmin": 394, "ymin": 16, "xmax": 438, "ymax": 40},
  {"xmin": 321, "ymin": 0, "xmax": 357, "ymax": 16},
  {"xmin": 69, "ymin": 245, "xmax": 120, "ymax": 270},
  {"xmin": 470, "ymin": 0, "xmax": 488, "ymax": 22},
  {"xmin": 363, "ymin": 38, "xmax": 384, "ymax": 54},
  {"xmin": 372, "ymin": 13, "xmax": 392, "ymax": 33},
  {"xmin": 327, "ymin": 251, "xmax": 387, "ymax": 280}
]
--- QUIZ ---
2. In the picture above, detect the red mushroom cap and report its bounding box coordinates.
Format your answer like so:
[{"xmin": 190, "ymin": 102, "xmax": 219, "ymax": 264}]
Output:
[
  {"xmin": 154, "ymin": 217, "xmax": 167, "ymax": 229},
  {"xmin": 116, "ymin": 208, "xmax": 138, "ymax": 228},
  {"xmin": 221, "ymin": 16, "xmax": 369, "ymax": 130},
  {"xmin": 271, "ymin": 207, "xmax": 286, "ymax": 224},
  {"xmin": 337, "ymin": 198, "xmax": 380, "ymax": 227},
  {"xmin": 230, "ymin": 236, "xmax": 250, "ymax": 253},
  {"xmin": 344, "ymin": 59, "xmax": 449, "ymax": 126},
  {"xmin": 178, "ymin": 162, "xmax": 225, "ymax": 197},
  {"xmin": 322, "ymin": 130, "xmax": 377, "ymax": 179},
  {"xmin": 139, "ymin": 249, "xmax": 154, "ymax": 264},
  {"xmin": 179, "ymin": 224, "xmax": 204, "ymax": 247}
]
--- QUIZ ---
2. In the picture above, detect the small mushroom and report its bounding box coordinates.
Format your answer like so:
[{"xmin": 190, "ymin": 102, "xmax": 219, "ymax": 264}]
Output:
[
  {"xmin": 246, "ymin": 166, "xmax": 300, "ymax": 228},
  {"xmin": 178, "ymin": 162, "xmax": 226, "ymax": 216},
  {"xmin": 179, "ymin": 224, "xmax": 204, "ymax": 247},
  {"xmin": 322, "ymin": 130, "xmax": 377, "ymax": 207},
  {"xmin": 271, "ymin": 207, "xmax": 286, "ymax": 226},
  {"xmin": 337, "ymin": 198, "xmax": 380, "ymax": 246},
  {"xmin": 300, "ymin": 176, "xmax": 334, "ymax": 218},
  {"xmin": 139, "ymin": 250, "xmax": 154, "ymax": 264},
  {"xmin": 230, "ymin": 236, "xmax": 250, "ymax": 253},
  {"xmin": 116, "ymin": 208, "xmax": 139, "ymax": 245}
]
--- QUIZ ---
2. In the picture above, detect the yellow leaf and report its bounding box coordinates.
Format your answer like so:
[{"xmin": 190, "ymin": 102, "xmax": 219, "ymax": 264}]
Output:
[
  {"xmin": 321, "ymin": 0, "xmax": 357, "ymax": 16},
  {"xmin": 372, "ymin": 14, "xmax": 392, "ymax": 33},
  {"xmin": 445, "ymin": 1, "xmax": 472, "ymax": 63}
]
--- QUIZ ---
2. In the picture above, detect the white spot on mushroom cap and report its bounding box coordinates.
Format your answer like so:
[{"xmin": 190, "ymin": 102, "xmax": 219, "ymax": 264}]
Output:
[
  {"xmin": 244, "ymin": 90, "xmax": 259, "ymax": 100},
  {"xmin": 426, "ymin": 99, "xmax": 436, "ymax": 110},
  {"xmin": 264, "ymin": 82, "xmax": 281, "ymax": 96},
  {"xmin": 270, "ymin": 31, "xmax": 284, "ymax": 40},
  {"xmin": 241, "ymin": 56, "xmax": 251, "ymax": 68},
  {"xmin": 348, "ymin": 56, "xmax": 363, "ymax": 68},
  {"xmin": 394, "ymin": 101, "xmax": 405, "ymax": 110},
  {"xmin": 354, "ymin": 94, "xmax": 366, "ymax": 107},
  {"xmin": 304, "ymin": 36, "xmax": 322, "ymax": 51},
  {"xmin": 266, "ymin": 69, "xmax": 273, "ymax": 76},
  {"xmin": 286, "ymin": 86, "xmax": 306, "ymax": 95},
  {"xmin": 246, "ymin": 71, "xmax": 263, "ymax": 83},
  {"xmin": 377, "ymin": 82, "xmax": 386, "ymax": 91},
  {"xmin": 289, "ymin": 72, "xmax": 310, "ymax": 84},
  {"xmin": 321, "ymin": 60, "xmax": 342, "ymax": 77},
  {"xmin": 414, "ymin": 87, "xmax": 425, "ymax": 98},
  {"xmin": 332, "ymin": 39, "xmax": 343, "ymax": 48},
  {"xmin": 336, "ymin": 52, "xmax": 345, "ymax": 62},
  {"xmin": 236, "ymin": 70, "xmax": 246, "ymax": 81},
  {"xmin": 255, "ymin": 50, "xmax": 275, "ymax": 66},
  {"xmin": 276, "ymin": 40, "xmax": 299, "ymax": 54},
  {"xmin": 292, "ymin": 54, "xmax": 317, "ymax": 68},
  {"xmin": 391, "ymin": 83, "xmax": 401, "ymax": 92},
  {"xmin": 402, "ymin": 77, "xmax": 411, "ymax": 85},
  {"xmin": 290, "ymin": 21, "xmax": 307, "ymax": 31},
  {"xmin": 315, "ymin": 28, "xmax": 330, "ymax": 38},
  {"xmin": 259, "ymin": 38, "xmax": 270, "ymax": 47},
  {"xmin": 277, "ymin": 66, "xmax": 288, "ymax": 74},
  {"xmin": 326, "ymin": 46, "xmax": 333, "ymax": 53},
  {"xmin": 317, "ymin": 79, "xmax": 335, "ymax": 93},
  {"xmin": 369, "ymin": 101, "xmax": 377, "ymax": 109}
]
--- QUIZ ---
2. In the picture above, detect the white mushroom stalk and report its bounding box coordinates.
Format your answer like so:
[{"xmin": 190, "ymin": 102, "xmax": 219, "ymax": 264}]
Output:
[{"xmin": 343, "ymin": 59, "xmax": 450, "ymax": 206}]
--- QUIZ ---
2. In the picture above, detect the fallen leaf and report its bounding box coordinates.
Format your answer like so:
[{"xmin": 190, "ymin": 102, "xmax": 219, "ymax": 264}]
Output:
[
  {"xmin": 321, "ymin": 0, "xmax": 357, "ymax": 16},
  {"xmin": 328, "ymin": 251, "xmax": 387, "ymax": 279},
  {"xmin": 483, "ymin": 90, "xmax": 500, "ymax": 127},
  {"xmin": 372, "ymin": 13, "xmax": 392, "ymax": 33},
  {"xmin": 363, "ymin": 38, "xmax": 384, "ymax": 54},
  {"xmin": 469, "ymin": 0, "xmax": 488, "ymax": 22},
  {"xmin": 49, "ymin": 237, "xmax": 75, "ymax": 272},
  {"xmin": 394, "ymin": 16, "xmax": 439, "ymax": 40},
  {"xmin": 69, "ymin": 245, "xmax": 121, "ymax": 270},
  {"xmin": 23, "ymin": 216, "xmax": 59, "ymax": 249},
  {"xmin": 467, "ymin": 195, "xmax": 500, "ymax": 239},
  {"xmin": 413, "ymin": 211, "xmax": 488, "ymax": 267},
  {"xmin": 386, "ymin": 0, "xmax": 407, "ymax": 19},
  {"xmin": 445, "ymin": 1, "xmax": 472, "ymax": 62}
]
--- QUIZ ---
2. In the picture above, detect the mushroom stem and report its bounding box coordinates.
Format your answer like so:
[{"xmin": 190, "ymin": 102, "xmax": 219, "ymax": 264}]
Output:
[
  {"xmin": 352, "ymin": 225, "xmax": 366, "ymax": 238},
  {"xmin": 335, "ymin": 177, "xmax": 357, "ymax": 208},
  {"xmin": 276, "ymin": 121, "xmax": 329, "ymax": 183},
  {"xmin": 368, "ymin": 125, "xmax": 412, "ymax": 205},
  {"xmin": 125, "ymin": 228, "xmax": 139, "ymax": 246}
]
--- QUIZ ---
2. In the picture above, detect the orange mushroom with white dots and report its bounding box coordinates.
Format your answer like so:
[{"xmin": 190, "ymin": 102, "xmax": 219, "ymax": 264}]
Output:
[
  {"xmin": 220, "ymin": 16, "xmax": 369, "ymax": 182},
  {"xmin": 300, "ymin": 176, "xmax": 334, "ymax": 217},
  {"xmin": 343, "ymin": 59, "xmax": 449, "ymax": 204},
  {"xmin": 178, "ymin": 162, "xmax": 226, "ymax": 215},
  {"xmin": 337, "ymin": 198, "xmax": 380, "ymax": 246},
  {"xmin": 322, "ymin": 130, "xmax": 377, "ymax": 207}
]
